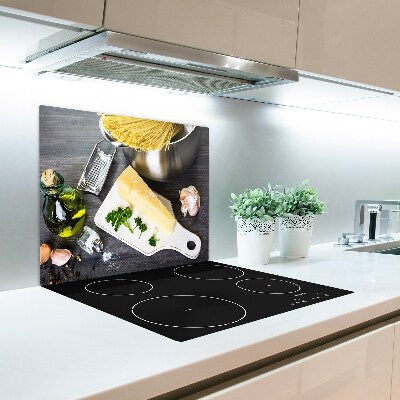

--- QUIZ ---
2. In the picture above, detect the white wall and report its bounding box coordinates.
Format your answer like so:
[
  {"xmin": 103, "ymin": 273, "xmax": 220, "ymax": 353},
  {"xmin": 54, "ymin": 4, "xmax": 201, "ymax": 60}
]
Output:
[{"xmin": 1, "ymin": 66, "xmax": 400, "ymax": 291}]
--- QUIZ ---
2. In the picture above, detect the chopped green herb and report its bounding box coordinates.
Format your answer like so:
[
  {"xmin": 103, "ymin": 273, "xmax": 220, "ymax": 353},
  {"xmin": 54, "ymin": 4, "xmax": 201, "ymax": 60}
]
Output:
[
  {"xmin": 133, "ymin": 217, "xmax": 143, "ymax": 231},
  {"xmin": 139, "ymin": 223, "xmax": 148, "ymax": 238},
  {"xmin": 149, "ymin": 234, "xmax": 159, "ymax": 247},
  {"xmin": 105, "ymin": 207, "xmax": 133, "ymax": 233},
  {"xmin": 132, "ymin": 216, "xmax": 148, "ymax": 238}
]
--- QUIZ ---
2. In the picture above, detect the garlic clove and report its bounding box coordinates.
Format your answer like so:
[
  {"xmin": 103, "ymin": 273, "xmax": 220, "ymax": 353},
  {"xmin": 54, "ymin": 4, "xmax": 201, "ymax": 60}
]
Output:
[
  {"xmin": 180, "ymin": 185, "xmax": 200, "ymax": 217},
  {"xmin": 185, "ymin": 195, "xmax": 198, "ymax": 216},
  {"xmin": 40, "ymin": 243, "xmax": 52, "ymax": 265},
  {"xmin": 51, "ymin": 249, "xmax": 72, "ymax": 266}
]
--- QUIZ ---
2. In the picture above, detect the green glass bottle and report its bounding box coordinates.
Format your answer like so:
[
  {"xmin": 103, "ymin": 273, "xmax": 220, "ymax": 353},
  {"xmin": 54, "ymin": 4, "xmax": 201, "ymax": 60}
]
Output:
[{"xmin": 40, "ymin": 169, "xmax": 86, "ymax": 238}]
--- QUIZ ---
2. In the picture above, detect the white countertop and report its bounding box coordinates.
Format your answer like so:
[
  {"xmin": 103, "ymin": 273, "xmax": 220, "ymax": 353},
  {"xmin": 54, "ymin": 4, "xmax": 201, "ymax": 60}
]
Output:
[{"xmin": 1, "ymin": 239, "xmax": 400, "ymax": 400}]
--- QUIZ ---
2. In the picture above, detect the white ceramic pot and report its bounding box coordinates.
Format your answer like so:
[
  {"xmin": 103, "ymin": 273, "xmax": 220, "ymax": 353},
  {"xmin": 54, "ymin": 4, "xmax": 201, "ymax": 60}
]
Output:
[
  {"xmin": 236, "ymin": 218, "xmax": 275, "ymax": 265},
  {"xmin": 279, "ymin": 215, "xmax": 314, "ymax": 258}
]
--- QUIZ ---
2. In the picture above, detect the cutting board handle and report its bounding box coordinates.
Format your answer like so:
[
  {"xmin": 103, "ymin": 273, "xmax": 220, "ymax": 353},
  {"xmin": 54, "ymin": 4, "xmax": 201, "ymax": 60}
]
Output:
[{"xmin": 171, "ymin": 223, "xmax": 202, "ymax": 259}]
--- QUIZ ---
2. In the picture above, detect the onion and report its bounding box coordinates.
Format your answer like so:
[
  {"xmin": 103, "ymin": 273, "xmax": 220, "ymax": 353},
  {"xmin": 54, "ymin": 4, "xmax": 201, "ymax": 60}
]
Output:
[{"xmin": 40, "ymin": 244, "xmax": 52, "ymax": 265}]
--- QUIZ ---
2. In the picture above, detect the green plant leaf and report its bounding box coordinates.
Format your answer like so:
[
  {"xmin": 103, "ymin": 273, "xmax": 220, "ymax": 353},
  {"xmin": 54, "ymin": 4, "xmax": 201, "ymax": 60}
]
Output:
[
  {"xmin": 279, "ymin": 180, "xmax": 325, "ymax": 216},
  {"xmin": 229, "ymin": 185, "xmax": 284, "ymax": 220}
]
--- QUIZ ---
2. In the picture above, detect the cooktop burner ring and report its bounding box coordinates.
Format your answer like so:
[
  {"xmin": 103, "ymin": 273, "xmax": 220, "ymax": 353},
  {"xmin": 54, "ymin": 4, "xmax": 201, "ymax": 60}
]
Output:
[
  {"xmin": 173, "ymin": 264, "xmax": 245, "ymax": 281},
  {"xmin": 236, "ymin": 278, "xmax": 301, "ymax": 295},
  {"xmin": 131, "ymin": 294, "xmax": 247, "ymax": 328},
  {"xmin": 85, "ymin": 278, "xmax": 153, "ymax": 296}
]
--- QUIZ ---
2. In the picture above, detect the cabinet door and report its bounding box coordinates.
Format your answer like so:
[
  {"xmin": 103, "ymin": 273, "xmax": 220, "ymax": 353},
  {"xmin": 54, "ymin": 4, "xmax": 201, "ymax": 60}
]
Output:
[
  {"xmin": 189, "ymin": 325, "xmax": 394, "ymax": 399},
  {"xmin": 0, "ymin": 0, "xmax": 104, "ymax": 28},
  {"xmin": 103, "ymin": 0, "xmax": 299, "ymax": 68},
  {"xmin": 392, "ymin": 322, "xmax": 400, "ymax": 400},
  {"xmin": 296, "ymin": 0, "xmax": 400, "ymax": 91}
]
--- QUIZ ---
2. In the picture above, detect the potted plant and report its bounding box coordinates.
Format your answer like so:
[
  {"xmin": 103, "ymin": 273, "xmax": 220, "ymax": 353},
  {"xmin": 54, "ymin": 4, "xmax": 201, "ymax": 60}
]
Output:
[
  {"xmin": 229, "ymin": 185, "xmax": 282, "ymax": 265},
  {"xmin": 279, "ymin": 180, "xmax": 325, "ymax": 258}
]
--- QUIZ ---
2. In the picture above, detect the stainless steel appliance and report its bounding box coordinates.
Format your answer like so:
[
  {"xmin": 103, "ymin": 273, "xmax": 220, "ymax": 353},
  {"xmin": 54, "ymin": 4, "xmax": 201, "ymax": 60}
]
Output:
[{"xmin": 25, "ymin": 31, "xmax": 298, "ymax": 98}]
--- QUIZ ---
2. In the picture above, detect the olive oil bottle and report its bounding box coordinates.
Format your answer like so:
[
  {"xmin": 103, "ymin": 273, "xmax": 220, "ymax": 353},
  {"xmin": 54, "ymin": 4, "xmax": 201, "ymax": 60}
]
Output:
[{"xmin": 40, "ymin": 169, "xmax": 86, "ymax": 238}]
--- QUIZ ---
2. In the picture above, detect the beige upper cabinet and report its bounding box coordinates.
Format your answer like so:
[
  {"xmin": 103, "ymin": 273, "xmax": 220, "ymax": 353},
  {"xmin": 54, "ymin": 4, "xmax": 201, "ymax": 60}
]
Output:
[
  {"xmin": 103, "ymin": 0, "xmax": 299, "ymax": 68},
  {"xmin": 297, "ymin": 0, "xmax": 400, "ymax": 91},
  {"xmin": 0, "ymin": 0, "xmax": 104, "ymax": 29}
]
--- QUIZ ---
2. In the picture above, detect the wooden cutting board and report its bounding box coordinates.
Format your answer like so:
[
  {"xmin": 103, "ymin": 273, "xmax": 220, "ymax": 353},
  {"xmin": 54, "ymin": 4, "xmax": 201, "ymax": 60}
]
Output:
[{"xmin": 94, "ymin": 183, "xmax": 201, "ymax": 259}]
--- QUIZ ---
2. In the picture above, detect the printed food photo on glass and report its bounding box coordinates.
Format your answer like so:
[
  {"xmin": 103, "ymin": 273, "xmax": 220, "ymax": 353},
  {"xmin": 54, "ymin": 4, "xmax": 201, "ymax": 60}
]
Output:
[{"xmin": 39, "ymin": 106, "xmax": 209, "ymax": 285}]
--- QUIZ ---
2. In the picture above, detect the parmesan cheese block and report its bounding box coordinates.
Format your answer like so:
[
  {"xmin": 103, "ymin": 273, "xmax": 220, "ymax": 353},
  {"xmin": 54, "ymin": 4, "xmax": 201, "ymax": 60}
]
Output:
[{"xmin": 116, "ymin": 166, "xmax": 176, "ymax": 235}]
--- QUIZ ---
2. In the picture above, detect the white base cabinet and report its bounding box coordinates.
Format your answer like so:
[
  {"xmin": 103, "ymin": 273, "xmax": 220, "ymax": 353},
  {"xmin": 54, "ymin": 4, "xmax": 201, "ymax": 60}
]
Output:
[
  {"xmin": 392, "ymin": 322, "xmax": 400, "ymax": 400},
  {"xmin": 186, "ymin": 324, "xmax": 396, "ymax": 400}
]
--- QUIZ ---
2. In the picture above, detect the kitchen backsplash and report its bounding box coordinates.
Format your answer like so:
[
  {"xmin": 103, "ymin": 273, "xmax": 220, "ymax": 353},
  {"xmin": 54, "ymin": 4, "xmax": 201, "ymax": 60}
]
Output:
[
  {"xmin": 0, "ymin": 66, "xmax": 399, "ymax": 291},
  {"xmin": 39, "ymin": 106, "xmax": 209, "ymax": 285}
]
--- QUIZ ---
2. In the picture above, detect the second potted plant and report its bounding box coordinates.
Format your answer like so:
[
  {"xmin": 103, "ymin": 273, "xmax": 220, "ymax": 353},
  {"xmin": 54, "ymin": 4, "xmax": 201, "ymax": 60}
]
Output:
[
  {"xmin": 279, "ymin": 180, "xmax": 325, "ymax": 258},
  {"xmin": 230, "ymin": 185, "xmax": 281, "ymax": 265}
]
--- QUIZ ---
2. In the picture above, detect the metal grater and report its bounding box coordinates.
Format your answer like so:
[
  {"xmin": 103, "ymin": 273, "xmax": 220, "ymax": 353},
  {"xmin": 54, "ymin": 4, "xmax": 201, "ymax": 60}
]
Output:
[{"xmin": 77, "ymin": 140, "xmax": 117, "ymax": 195}]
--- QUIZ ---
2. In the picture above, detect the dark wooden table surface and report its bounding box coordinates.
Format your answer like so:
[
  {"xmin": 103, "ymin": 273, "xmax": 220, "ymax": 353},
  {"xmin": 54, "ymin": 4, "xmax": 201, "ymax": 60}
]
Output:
[{"xmin": 39, "ymin": 106, "xmax": 209, "ymax": 285}]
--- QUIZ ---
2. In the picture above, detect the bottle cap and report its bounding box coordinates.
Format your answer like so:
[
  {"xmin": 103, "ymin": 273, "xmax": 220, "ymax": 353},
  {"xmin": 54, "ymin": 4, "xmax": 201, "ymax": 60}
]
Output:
[{"xmin": 41, "ymin": 169, "xmax": 59, "ymax": 187}]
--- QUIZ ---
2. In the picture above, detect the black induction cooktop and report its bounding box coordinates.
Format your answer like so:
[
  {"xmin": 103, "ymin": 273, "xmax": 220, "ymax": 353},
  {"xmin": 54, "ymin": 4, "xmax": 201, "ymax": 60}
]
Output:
[{"xmin": 44, "ymin": 261, "xmax": 353, "ymax": 341}]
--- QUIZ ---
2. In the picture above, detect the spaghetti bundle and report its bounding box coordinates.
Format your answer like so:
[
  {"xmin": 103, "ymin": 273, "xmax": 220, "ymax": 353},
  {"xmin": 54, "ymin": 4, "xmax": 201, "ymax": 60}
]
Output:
[{"xmin": 100, "ymin": 114, "xmax": 183, "ymax": 151}]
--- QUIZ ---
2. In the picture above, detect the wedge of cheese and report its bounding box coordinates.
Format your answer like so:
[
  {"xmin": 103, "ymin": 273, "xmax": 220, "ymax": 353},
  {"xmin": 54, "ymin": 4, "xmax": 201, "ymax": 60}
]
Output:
[{"xmin": 116, "ymin": 166, "xmax": 176, "ymax": 236}]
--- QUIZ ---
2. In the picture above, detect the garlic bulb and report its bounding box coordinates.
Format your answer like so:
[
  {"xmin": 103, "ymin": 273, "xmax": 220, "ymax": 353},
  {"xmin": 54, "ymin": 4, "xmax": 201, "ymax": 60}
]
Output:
[
  {"xmin": 51, "ymin": 249, "xmax": 72, "ymax": 266},
  {"xmin": 40, "ymin": 244, "xmax": 52, "ymax": 265},
  {"xmin": 180, "ymin": 186, "xmax": 200, "ymax": 217}
]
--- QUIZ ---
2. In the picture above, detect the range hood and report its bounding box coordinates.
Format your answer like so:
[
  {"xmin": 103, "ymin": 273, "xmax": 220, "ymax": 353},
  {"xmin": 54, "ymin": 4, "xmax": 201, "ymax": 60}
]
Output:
[{"xmin": 25, "ymin": 31, "xmax": 298, "ymax": 97}]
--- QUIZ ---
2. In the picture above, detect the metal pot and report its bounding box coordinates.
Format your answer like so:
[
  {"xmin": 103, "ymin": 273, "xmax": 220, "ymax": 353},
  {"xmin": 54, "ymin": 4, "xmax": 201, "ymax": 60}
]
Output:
[
  {"xmin": 122, "ymin": 125, "xmax": 200, "ymax": 181},
  {"xmin": 99, "ymin": 120, "xmax": 200, "ymax": 181}
]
